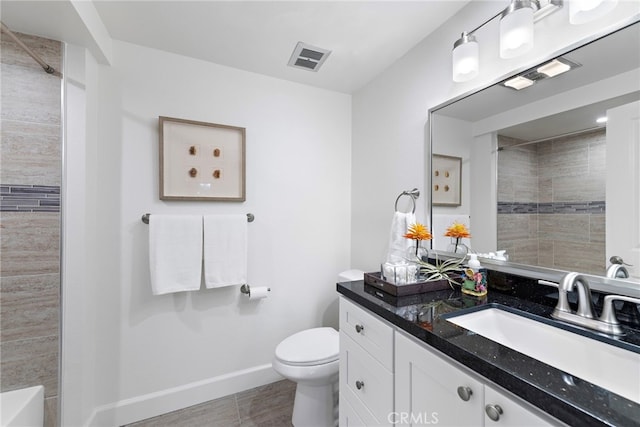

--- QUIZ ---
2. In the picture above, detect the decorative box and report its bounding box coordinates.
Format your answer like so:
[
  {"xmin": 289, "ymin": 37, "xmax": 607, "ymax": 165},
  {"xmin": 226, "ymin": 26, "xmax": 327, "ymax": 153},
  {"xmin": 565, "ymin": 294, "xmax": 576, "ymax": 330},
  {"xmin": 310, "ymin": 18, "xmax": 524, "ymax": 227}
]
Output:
[
  {"xmin": 363, "ymin": 283, "xmax": 455, "ymax": 306},
  {"xmin": 363, "ymin": 271, "xmax": 453, "ymax": 297}
]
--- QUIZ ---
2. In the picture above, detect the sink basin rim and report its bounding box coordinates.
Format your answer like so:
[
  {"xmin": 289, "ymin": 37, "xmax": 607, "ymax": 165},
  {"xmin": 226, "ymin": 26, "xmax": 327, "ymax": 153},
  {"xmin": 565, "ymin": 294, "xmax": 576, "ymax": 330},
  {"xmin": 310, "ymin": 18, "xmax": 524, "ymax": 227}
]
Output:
[{"xmin": 443, "ymin": 303, "xmax": 640, "ymax": 404}]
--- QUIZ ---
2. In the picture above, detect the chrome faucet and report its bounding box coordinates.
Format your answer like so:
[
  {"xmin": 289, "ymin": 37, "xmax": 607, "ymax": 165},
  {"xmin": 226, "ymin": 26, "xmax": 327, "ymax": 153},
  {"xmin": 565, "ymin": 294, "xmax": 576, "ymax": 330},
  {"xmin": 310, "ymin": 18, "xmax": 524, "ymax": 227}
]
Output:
[
  {"xmin": 600, "ymin": 294, "xmax": 640, "ymax": 335},
  {"xmin": 553, "ymin": 272, "xmax": 595, "ymax": 319},
  {"xmin": 552, "ymin": 272, "xmax": 640, "ymax": 336},
  {"xmin": 606, "ymin": 256, "xmax": 631, "ymax": 279}
]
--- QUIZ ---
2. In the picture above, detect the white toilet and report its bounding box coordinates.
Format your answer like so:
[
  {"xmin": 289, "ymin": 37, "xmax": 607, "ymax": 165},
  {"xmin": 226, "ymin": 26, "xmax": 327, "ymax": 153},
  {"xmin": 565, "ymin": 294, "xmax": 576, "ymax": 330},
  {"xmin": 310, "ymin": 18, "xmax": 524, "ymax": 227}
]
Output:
[{"xmin": 272, "ymin": 327, "xmax": 339, "ymax": 427}]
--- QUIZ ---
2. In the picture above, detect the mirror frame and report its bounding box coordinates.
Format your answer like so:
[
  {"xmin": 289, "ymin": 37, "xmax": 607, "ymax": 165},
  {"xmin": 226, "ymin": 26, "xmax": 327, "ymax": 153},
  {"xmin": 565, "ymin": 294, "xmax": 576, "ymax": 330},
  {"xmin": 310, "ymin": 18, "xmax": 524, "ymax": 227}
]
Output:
[{"xmin": 427, "ymin": 17, "xmax": 640, "ymax": 297}]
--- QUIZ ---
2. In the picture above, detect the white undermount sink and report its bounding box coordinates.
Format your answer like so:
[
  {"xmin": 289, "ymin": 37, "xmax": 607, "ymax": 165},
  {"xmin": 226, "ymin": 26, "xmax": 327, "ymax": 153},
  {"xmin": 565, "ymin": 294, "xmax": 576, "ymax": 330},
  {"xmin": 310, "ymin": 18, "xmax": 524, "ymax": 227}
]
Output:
[{"xmin": 445, "ymin": 306, "xmax": 640, "ymax": 404}]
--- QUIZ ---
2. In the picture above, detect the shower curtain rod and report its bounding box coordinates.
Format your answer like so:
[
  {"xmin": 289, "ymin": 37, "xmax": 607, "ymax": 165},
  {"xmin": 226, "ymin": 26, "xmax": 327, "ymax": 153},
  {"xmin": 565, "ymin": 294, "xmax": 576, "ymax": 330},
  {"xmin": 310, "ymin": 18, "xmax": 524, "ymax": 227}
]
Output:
[
  {"xmin": 497, "ymin": 126, "xmax": 604, "ymax": 151},
  {"xmin": 1, "ymin": 21, "xmax": 61, "ymax": 77}
]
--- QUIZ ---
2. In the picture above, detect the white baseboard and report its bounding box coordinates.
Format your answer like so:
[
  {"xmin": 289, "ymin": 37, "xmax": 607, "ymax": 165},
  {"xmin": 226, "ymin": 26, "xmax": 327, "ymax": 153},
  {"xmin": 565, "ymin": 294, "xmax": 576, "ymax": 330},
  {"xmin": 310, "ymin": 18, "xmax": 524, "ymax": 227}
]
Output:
[{"xmin": 86, "ymin": 364, "xmax": 282, "ymax": 426}]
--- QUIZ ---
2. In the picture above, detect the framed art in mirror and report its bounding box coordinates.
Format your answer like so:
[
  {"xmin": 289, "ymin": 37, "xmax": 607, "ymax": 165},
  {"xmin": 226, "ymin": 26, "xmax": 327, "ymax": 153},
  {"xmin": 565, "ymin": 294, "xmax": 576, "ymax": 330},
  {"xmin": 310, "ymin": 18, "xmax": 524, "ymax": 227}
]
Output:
[
  {"xmin": 159, "ymin": 116, "xmax": 246, "ymax": 201},
  {"xmin": 432, "ymin": 154, "xmax": 461, "ymax": 206}
]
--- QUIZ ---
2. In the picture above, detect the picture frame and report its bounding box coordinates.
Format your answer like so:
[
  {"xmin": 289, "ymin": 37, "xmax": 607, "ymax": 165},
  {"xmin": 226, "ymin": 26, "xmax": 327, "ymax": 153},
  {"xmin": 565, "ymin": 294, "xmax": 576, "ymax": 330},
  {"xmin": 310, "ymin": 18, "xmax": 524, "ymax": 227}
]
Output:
[
  {"xmin": 432, "ymin": 154, "xmax": 461, "ymax": 206},
  {"xmin": 159, "ymin": 116, "xmax": 246, "ymax": 201}
]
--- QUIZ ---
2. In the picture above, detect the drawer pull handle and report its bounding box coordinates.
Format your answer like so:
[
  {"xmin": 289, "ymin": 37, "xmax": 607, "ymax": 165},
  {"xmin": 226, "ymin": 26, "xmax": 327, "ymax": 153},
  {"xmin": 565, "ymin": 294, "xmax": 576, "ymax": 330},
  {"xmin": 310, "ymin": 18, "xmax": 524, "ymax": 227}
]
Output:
[
  {"xmin": 485, "ymin": 404, "xmax": 503, "ymax": 422},
  {"xmin": 355, "ymin": 324, "xmax": 364, "ymax": 333},
  {"xmin": 355, "ymin": 380, "xmax": 365, "ymax": 390},
  {"xmin": 456, "ymin": 386, "xmax": 473, "ymax": 401}
]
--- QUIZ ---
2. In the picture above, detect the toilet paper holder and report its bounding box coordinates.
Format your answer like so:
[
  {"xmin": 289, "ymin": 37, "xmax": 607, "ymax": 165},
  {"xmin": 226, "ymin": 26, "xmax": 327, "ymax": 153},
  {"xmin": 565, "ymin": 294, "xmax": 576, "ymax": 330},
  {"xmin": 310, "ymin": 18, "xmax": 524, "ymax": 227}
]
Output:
[{"xmin": 240, "ymin": 284, "xmax": 271, "ymax": 295}]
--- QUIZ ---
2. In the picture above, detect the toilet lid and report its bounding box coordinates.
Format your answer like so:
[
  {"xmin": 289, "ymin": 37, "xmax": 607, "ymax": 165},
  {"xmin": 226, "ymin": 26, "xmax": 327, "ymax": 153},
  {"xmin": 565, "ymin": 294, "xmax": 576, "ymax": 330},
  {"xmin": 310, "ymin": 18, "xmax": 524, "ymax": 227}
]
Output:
[{"xmin": 275, "ymin": 327, "xmax": 339, "ymax": 366}]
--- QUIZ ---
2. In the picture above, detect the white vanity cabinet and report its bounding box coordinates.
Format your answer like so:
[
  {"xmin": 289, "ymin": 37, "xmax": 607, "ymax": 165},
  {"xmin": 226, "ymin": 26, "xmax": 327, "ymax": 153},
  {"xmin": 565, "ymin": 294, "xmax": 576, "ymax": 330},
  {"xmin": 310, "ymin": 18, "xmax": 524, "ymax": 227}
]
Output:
[
  {"xmin": 395, "ymin": 330, "xmax": 484, "ymax": 425},
  {"xmin": 339, "ymin": 297, "xmax": 394, "ymax": 426},
  {"xmin": 395, "ymin": 331, "xmax": 560, "ymax": 427},
  {"xmin": 339, "ymin": 297, "xmax": 564, "ymax": 427},
  {"xmin": 483, "ymin": 384, "xmax": 560, "ymax": 426}
]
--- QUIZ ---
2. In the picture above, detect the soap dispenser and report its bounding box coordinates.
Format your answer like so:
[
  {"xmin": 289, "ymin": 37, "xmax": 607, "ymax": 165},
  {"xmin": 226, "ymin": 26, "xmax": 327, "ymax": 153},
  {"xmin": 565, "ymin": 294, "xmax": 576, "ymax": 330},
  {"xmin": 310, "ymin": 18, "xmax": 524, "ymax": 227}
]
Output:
[
  {"xmin": 467, "ymin": 253, "xmax": 481, "ymax": 269},
  {"xmin": 462, "ymin": 254, "xmax": 487, "ymax": 297}
]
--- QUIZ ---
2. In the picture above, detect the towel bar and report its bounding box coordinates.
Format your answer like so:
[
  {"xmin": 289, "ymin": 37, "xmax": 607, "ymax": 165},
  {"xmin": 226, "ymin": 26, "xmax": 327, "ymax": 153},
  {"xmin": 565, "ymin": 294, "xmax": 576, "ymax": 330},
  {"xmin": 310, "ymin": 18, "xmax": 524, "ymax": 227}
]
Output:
[{"xmin": 142, "ymin": 213, "xmax": 254, "ymax": 224}]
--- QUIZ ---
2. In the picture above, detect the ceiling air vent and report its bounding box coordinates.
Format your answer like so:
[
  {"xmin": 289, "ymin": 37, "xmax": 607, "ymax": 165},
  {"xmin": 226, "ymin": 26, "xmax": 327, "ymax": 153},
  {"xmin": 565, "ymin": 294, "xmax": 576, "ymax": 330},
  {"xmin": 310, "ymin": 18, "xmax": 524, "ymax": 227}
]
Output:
[{"xmin": 287, "ymin": 42, "xmax": 331, "ymax": 72}]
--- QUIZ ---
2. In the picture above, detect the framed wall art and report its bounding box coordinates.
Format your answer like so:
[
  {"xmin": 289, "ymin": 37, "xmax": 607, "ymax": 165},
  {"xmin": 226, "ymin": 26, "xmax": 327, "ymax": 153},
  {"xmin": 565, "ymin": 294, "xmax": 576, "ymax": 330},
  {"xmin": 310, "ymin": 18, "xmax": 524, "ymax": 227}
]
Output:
[
  {"xmin": 159, "ymin": 116, "xmax": 246, "ymax": 201},
  {"xmin": 432, "ymin": 154, "xmax": 461, "ymax": 206}
]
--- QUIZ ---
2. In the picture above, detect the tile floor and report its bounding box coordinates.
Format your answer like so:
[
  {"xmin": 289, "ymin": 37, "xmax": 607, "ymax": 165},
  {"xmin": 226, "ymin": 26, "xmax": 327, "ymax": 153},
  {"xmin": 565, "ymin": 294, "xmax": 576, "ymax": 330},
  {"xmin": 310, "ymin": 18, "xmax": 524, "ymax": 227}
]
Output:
[{"xmin": 123, "ymin": 380, "xmax": 295, "ymax": 427}]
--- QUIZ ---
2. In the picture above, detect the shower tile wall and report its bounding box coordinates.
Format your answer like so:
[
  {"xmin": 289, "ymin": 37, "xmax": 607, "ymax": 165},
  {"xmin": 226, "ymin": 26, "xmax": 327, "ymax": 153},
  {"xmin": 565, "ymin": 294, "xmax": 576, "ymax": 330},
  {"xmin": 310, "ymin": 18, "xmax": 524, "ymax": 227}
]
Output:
[
  {"xmin": 0, "ymin": 31, "xmax": 62, "ymax": 427},
  {"xmin": 497, "ymin": 137, "xmax": 540, "ymax": 266},
  {"xmin": 497, "ymin": 130, "xmax": 606, "ymax": 275}
]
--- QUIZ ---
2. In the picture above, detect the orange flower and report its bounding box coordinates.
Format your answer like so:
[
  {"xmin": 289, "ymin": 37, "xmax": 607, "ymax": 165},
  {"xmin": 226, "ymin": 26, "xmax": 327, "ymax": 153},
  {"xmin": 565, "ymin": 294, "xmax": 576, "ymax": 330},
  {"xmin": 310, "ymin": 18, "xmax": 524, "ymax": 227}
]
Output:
[
  {"xmin": 404, "ymin": 223, "xmax": 433, "ymax": 241},
  {"xmin": 444, "ymin": 222, "xmax": 471, "ymax": 238}
]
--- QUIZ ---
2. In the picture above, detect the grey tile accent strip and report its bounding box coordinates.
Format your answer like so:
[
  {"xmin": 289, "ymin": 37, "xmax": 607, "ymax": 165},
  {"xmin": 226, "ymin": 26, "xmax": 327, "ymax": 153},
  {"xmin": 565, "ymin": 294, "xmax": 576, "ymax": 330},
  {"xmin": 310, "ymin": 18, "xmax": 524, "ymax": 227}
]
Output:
[
  {"xmin": 0, "ymin": 185, "xmax": 60, "ymax": 212},
  {"xmin": 497, "ymin": 202, "xmax": 538, "ymax": 214},
  {"xmin": 498, "ymin": 201, "xmax": 605, "ymax": 214}
]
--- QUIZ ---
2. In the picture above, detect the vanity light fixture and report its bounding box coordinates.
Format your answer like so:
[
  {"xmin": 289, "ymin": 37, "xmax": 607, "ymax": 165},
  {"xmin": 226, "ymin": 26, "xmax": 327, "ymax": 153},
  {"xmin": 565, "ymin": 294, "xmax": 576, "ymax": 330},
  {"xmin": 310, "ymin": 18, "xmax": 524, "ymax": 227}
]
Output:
[
  {"xmin": 570, "ymin": 0, "xmax": 618, "ymax": 24},
  {"xmin": 452, "ymin": 0, "xmax": 563, "ymax": 82},
  {"xmin": 596, "ymin": 116, "xmax": 608, "ymax": 124}
]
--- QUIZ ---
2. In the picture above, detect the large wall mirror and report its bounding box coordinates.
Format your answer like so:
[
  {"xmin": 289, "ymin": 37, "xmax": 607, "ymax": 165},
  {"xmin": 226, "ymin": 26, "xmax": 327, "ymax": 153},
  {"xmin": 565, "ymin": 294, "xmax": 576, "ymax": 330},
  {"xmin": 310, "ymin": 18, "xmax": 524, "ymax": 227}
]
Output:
[{"xmin": 429, "ymin": 20, "xmax": 639, "ymax": 288}]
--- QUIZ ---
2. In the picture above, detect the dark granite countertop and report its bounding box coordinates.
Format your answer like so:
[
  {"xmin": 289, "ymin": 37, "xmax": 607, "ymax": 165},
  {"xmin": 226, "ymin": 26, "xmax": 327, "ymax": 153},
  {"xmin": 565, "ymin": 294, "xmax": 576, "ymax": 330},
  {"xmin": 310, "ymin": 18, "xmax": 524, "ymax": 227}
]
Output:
[{"xmin": 337, "ymin": 279, "xmax": 640, "ymax": 427}]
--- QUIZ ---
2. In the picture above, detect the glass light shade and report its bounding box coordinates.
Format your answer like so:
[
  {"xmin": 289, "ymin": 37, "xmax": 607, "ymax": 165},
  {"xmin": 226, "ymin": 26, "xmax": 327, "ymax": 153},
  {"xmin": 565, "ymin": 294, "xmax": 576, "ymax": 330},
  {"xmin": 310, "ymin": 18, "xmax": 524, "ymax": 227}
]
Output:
[
  {"xmin": 569, "ymin": 0, "xmax": 618, "ymax": 24},
  {"xmin": 500, "ymin": 6, "xmax": 534, "ymax": 58},
  {"xmin": 452, "ymin": 36, "xmax": 479, "ymax": 82}
]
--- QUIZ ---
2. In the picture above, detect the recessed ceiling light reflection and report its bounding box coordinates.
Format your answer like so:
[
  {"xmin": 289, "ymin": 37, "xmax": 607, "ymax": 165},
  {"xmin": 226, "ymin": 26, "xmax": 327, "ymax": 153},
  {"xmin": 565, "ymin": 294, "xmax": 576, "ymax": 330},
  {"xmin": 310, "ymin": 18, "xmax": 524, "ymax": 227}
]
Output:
[
  {"xmin": 504, "ymin": 76, "xmax": 535, "ymax": 90},
  {"xmin": 537, "ymin": 59, "xmax": 572, "ymax": 77}
]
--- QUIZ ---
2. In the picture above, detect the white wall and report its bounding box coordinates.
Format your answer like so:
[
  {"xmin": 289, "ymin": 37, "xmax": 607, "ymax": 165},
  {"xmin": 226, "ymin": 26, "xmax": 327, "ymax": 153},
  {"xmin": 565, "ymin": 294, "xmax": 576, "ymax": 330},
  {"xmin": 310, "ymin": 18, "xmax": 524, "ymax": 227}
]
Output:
[
  {"xmin": 65, "ymin": 40, "xmax": 351, "ymax": 426},
  {"xmin": 469, "ymin": 132, "xmax": 498, "ymax": 253},
  {"xmin": 61, "ymin": 44, "xmax": 100, "ymax": 427},
  {"xmin": 352, "ymin": 0, "xmax": 640, "ymax": 271},
  {"xmin": 430, "ymin": 115, "xmax": 472, "ymax": 251}
]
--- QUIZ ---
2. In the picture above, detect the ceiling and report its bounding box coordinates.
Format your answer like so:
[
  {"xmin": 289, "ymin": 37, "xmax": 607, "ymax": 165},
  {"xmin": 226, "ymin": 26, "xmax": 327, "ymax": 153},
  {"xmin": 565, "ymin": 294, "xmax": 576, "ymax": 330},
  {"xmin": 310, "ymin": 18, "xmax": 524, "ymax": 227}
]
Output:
[{"xmin": 0, "ymin": 0, "xmax": 471, "ymax": 94}]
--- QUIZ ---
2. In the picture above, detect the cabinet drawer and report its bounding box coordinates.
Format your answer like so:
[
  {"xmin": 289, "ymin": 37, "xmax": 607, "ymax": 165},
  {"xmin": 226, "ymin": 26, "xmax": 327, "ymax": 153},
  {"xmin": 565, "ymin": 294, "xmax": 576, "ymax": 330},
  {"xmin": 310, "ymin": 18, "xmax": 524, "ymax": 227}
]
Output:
[
  {"xmin": 395, "ymin": 331, "xmax": 484, "ymax": 426},
  {"xmin": 340, "ymin": 333, "xmax": 393, "ymax": 424},
  {"xmin": 484, "ymin": 385, "xmax": 559, "ymax": 426},
  {"xmin": 340, "ymin": 394, "xmax": 383, "ymax": 427},
  {"xmin": 340, "ymin": 297, "xmax": 394, "ymax": 370}
]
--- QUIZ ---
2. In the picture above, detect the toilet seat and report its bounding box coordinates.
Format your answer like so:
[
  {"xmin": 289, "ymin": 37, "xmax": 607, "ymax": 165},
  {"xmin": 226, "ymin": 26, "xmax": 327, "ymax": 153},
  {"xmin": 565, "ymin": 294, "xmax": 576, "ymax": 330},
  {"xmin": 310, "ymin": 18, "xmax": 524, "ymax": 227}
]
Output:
[{"xmin": 275, "ymin": 327, "xmax": 339, "ymax": 366}]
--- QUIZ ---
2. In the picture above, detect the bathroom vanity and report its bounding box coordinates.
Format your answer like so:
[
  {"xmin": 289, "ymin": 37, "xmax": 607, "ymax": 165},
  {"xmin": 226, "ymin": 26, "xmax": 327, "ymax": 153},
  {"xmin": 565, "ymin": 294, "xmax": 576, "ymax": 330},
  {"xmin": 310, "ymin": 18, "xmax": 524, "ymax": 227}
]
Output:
[
  {"xmin": 337, "ymin": 17, "xmax": 640, "ymax": 427},
  {"xmin": 337, "ymin": 276, "xmax": 640, "ymax": 427}
]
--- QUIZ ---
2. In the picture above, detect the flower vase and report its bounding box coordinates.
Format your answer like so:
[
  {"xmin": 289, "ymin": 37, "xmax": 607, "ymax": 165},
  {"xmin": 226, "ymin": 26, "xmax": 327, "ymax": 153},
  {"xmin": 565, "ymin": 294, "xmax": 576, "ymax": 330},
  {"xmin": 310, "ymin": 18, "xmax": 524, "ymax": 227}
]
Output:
[
  {"xmin": 406, "ymin": 243, "xmax": 429, "ymax": 263},
  {"xmin": 405, "ymin": 243, "xmax": 429, "ymax": 283},
  {"xmin": 447, "ymin": 237, "xmax": 468, "ymax": 255}
]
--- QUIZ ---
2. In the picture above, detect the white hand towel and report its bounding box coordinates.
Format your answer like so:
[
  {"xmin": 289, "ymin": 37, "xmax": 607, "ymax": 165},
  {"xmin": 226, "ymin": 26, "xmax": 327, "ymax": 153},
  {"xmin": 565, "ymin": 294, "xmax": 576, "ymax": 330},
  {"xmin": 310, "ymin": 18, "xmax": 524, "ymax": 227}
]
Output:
[
  {"xmin": 149, "ymin": 215, "xmax": 203, "ymax": 295},
  {"xmin": 204, "ymin": 215, "xmax": 247, "ymax": 288},
  {"xmin": 386, "ymin": 211, "xmax": 417, "ymax": 264}
]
